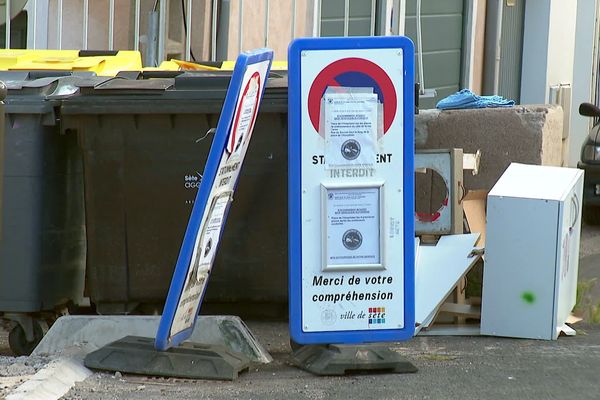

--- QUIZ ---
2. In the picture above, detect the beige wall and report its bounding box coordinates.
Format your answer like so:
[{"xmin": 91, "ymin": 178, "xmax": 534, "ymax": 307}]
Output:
[
  {"xmin": 48, "ymin": 0, "xmax": 132, "ymax": 50},
  {"xmin": 43, "ymin": 0, "xmax": 313, "ymax": 62},
  {"xmin": 45, "ymin": 0, "xmax": 212, "ymax": 61},
  {"xmin": 163, "ymin": 0, "xmax": 212, "ymax": 60},
  {"xmin": 225, "ymin": 0, "xmax": 314, "ymax": 60}
]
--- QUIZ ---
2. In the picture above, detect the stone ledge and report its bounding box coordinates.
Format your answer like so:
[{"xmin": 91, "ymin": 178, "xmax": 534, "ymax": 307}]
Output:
[{"xmin": 416, "ymin": 105, "xmax": 563, "ymax": 190}]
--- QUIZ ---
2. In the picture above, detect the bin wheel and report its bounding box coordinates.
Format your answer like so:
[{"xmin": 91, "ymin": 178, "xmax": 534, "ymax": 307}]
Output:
[
  {"xmin": 583, "ymin": 205, "xmax": 600, "ymax": 225},
  {"xmin": 8, "ymin": 321, "xmax": 44, "ymax": 356}
]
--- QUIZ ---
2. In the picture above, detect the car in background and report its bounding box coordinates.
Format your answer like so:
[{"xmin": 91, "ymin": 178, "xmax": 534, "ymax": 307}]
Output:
[{"xmin": 578, "ymin": 102, "xmax": 600, "ymax": 224}]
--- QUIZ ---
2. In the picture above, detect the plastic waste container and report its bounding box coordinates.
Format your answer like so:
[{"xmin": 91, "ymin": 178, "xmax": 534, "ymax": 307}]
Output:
[
  {"xmin": 60, "ymin": 71, "xmax": 289, "ymax": 316},
  {"xmin": 0, "ymin": 72, "xmax": 97, "ymax": 355},
  {"xmin": 0, "ymin": 81, "xmax": 6, "ymax": 241}
]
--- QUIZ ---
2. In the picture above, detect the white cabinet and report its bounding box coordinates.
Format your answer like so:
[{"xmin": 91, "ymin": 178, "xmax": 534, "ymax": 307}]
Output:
[{"xmin": 481, "ymin": 163, "xmax": 584, "ymax": 340}]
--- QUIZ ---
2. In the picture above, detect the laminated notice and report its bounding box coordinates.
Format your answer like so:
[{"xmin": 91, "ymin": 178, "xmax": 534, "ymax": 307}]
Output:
[
  {"xmin": 323, "ymin": 90, "xmax": 379, "ymax": 168},
  {"xmin": 324, "ymin": 186, "xmax": 381, "ymax": 269}
]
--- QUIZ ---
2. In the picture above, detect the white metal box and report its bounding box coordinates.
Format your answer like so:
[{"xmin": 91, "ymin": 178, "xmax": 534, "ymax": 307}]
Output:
[{"xmin": 481, "ymin": 163, "xmax": 584, "ymax": 340}]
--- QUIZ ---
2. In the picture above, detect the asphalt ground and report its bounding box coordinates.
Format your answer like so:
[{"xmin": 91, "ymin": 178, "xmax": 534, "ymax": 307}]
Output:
[
  {"xmin": 576, "ymin": 223, "xmax": 600, "ymax": 320},
  {"xmin": 60, "ymin": 321, "xmax": 600, "ymax": 400},
  {"xmin": 58, "ymin": 220, "xmax": 600, "ymax": 400},
  {"xmin": 0, "ymin": 223, "xmax": 599, "ymax": 399}
]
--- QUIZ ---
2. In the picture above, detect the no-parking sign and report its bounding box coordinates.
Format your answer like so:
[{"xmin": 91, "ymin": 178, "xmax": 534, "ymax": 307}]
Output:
[
  {"xmin": 288, "ymin": 37, "xmax": 415, "ymax": 344},
  {"xmin": 155, "ymin": 48, "xmax": 273, "ymax": 351}
]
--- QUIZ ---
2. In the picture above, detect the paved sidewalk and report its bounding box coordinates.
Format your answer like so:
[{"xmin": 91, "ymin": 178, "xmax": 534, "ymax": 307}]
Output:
[
  {"xmin": 59, "ymin": 321, "xmax": 600, "ymax": 400},
  {"xmin": 578, "ymin": 223, "xmax": 600, "ymax": 320},
  {"xmin": 2, "ymin": 225, "xmax": 600, "ymax": 399}
]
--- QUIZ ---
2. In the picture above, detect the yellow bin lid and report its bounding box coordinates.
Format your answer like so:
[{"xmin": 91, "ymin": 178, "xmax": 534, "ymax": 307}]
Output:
[{"xmin": 0, "ymin": 49, "xmax": 142, "ymax": 76}]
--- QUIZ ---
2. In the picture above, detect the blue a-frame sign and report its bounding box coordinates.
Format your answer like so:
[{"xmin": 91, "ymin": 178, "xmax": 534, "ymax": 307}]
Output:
[
  {"xmin": 156, "ymin": 48, "xmax": 273, "ymax": 351},
  {"xmin": 288, "ymin": 36, "xmax": 415, "ymax": 345}
]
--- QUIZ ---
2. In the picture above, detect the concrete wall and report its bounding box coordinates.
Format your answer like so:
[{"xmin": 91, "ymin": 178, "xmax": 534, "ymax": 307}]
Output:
[
  {"xmin": 545, "ymin": 2, "xmax": 578, "ymax": 103},
  {"xmin": 416, "ymin": 105, "xmax": 564, "ymax": 191},
  {"xmin": 570, "ymin": 0, "xmax": 598, "ymax": 166},
  {"xmin": 521, "ymin": 1, "xmax": 577, "ymax": 105},
  {"xmin": 520, "ymin": 0, "xmax": 580, "ymax": 166}
]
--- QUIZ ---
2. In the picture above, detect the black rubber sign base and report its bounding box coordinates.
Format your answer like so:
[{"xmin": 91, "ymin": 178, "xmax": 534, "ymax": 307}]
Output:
[
  {"xmin": 84, "ymin": 336, "xmax": 250, "ymax": 380},
  {"xmin": 291, "ymin": 344, "xmax": 418, "ymax": 376}
]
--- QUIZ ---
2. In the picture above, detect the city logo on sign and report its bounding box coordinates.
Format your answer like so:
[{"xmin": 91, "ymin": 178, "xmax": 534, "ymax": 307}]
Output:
[
  {"xmin": 321, "ymin": 309, "xmax": 337, "ymax": 326},
  {"xmin": 368, "ymin": 307, "xmax": 386, "ymax": 325}
]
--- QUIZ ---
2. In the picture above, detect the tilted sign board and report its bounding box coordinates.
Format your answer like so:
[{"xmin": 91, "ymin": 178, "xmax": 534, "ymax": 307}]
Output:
[
  {"xmin": 288, "ymin": 37, "xmax": 415, "ymax": 344},
  {"xmin": 156, "ymin": 49, "xmax": 273, "ymax": 351}
]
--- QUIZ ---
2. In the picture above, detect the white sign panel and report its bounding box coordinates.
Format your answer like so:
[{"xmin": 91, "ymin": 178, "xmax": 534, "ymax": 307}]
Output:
[
  {"xmin": 299, "ymin": 48, "xmax": 405, "ymax": 333},
  {"xmin": 169, "ymin": 60, "xmax": 270, "ymax": 336}
]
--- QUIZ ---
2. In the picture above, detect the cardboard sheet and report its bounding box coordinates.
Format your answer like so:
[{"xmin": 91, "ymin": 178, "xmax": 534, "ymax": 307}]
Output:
[{"xmin": 462, "ymin": 190, "xmax": 488, "ymax": 247}]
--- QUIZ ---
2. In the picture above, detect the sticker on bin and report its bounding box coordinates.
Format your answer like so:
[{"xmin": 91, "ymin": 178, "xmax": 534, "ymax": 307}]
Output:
[{"xmin": 155, "ymin": 48, "xmax": 273, "ymax": 351}]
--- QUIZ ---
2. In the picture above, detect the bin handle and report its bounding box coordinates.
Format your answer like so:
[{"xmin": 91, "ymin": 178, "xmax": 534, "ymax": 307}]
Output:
[
  {"xmin": 197, "ymin": 128, "xmax": 216, "ymax": 143},
  {"xmin": 79, "ymin": 50, "xmax": 119, "ymax": 57},
  {"xmin": 141, "ymin": 70, "xmax": 184, "ymax": 79}
]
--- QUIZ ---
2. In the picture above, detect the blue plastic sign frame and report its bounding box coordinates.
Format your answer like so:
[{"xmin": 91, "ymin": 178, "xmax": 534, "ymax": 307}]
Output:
[
  {"xmin": 155, "ymin": 48, "xmax": 273, "ymax": 351},
  {"xmin": 288, "ymin": 36, "xmax": 415, "ymax": 344}
]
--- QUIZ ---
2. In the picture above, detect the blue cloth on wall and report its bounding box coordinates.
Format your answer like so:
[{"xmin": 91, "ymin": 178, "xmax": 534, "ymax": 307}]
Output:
[{"xmin": 436, "ymin": 89, "xmax": 515, "ymax": 110}]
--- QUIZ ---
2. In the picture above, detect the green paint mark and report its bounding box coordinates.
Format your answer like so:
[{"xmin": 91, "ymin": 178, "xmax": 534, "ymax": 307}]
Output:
[{"xmin": 522, "ymin": 291, "xmax": 536, "ymax": 304}]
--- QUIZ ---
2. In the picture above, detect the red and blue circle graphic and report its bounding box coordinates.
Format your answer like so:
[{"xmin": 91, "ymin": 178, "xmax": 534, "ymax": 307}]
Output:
[{"xmin": 308, "ymin": 57, "xmax": 397, "ymax": 136}]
